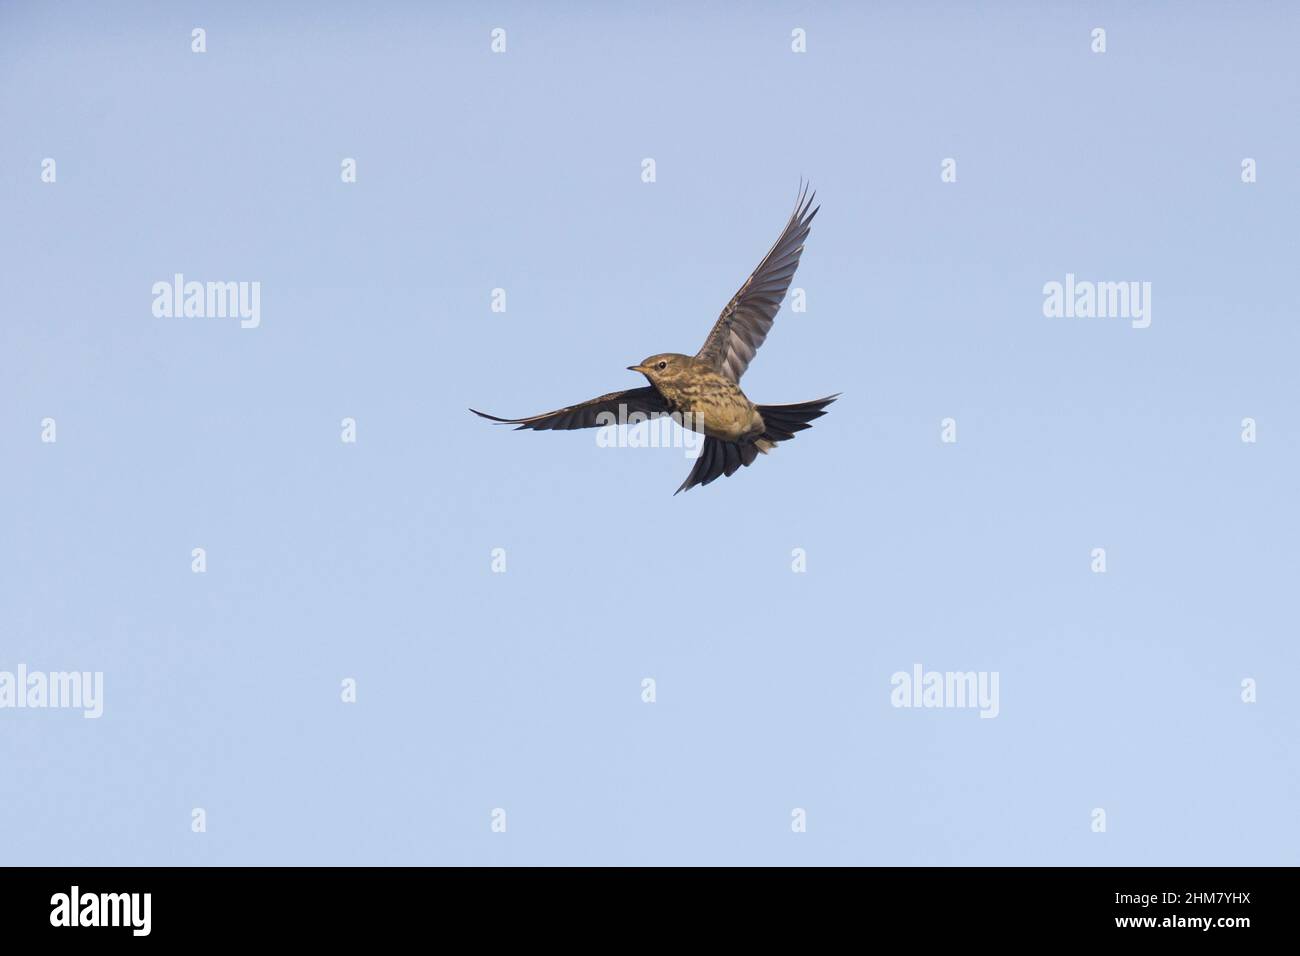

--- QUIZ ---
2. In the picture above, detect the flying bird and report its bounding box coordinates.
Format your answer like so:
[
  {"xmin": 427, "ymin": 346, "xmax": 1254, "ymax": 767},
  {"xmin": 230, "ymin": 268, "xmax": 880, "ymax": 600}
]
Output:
[{"xmin": 471, "ymin": 184, "xmax": 838, "ymax": 494}]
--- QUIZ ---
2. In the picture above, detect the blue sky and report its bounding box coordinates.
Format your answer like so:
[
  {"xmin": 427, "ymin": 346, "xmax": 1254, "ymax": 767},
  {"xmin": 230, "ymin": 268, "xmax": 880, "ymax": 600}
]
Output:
[{"xmin": 1, "ymin": 1, "xmax": 1297, "ymax": 865}]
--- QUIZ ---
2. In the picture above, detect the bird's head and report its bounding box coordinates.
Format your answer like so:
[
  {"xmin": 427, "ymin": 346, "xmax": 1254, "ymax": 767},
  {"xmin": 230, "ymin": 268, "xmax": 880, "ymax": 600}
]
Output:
[{"xmin": 628, "ymin": 353, "xmax": 691, "ymax": 385}]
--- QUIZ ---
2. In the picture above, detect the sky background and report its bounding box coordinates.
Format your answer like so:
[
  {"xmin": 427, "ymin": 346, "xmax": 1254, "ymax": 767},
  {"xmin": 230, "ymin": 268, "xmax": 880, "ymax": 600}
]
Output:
[{"xmin": 1, "ymin": 1, "xmax": 1297, "ymax": 866}]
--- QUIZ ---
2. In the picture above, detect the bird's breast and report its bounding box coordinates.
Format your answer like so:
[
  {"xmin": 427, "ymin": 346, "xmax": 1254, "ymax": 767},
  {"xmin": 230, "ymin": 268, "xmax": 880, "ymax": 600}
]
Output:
[{"xmin": 664, "ymin": 379, "xmax": 761, "ymax": 442}]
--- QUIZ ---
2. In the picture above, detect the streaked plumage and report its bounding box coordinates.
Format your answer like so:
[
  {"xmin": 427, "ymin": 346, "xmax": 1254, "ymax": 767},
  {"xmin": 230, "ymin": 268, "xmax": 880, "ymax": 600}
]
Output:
[{"xmin": 471, "ymin": 183, "xmax": 838, "ymax": 494}]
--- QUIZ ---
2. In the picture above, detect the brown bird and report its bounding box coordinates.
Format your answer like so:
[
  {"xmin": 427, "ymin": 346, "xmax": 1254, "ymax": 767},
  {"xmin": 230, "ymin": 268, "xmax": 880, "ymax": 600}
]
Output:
[{"xmin": 471, "ymin": 184, "xmax": 838, "ymax": 494}]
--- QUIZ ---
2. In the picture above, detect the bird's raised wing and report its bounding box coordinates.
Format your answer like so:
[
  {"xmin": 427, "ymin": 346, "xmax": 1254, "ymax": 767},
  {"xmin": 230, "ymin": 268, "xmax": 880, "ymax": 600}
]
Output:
[
  {"xmin": 470, "ymin": 387, "xmax": 669, "ymax": 431},
  {"xmin": 695, "ymin": 183, "xmax": 819, "ymax": 382}
]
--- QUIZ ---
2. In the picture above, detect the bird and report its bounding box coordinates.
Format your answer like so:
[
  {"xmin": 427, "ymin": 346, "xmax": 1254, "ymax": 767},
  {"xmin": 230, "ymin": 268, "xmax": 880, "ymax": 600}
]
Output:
[{"xmin": 470, "ymin": 183, "xmax": 838, "ymax": 494}]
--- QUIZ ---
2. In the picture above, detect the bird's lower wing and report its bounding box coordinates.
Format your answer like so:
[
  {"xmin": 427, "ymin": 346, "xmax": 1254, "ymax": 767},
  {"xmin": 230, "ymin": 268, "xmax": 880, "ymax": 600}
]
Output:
[
  {"xmin": 675, "ymin": 437, "xmax": 760, "ymax": 494},
  {"xmin": 470, "ymin": 386, "xmax": 669, "ymax": 431},
  {"xmin": 675, "ymin": 394, "xmax": 839, "ymax": 494}
]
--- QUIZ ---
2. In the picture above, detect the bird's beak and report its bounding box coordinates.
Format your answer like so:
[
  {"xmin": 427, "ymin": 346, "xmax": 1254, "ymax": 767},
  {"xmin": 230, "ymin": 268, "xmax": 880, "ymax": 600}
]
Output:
[{"xmin": 627, "ymin": 364, "xmax": 647, "ymax": 373}]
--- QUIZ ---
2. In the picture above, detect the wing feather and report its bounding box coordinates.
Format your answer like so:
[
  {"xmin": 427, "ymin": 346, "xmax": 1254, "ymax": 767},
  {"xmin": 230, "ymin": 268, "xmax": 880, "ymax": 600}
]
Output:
[
  {"xmin": 696, "ymin": 183, "xmax": 819, "ymax": 382},
  {"xmin": 470, "ymin": 387, "xmax": 668, "ymax": 431}
]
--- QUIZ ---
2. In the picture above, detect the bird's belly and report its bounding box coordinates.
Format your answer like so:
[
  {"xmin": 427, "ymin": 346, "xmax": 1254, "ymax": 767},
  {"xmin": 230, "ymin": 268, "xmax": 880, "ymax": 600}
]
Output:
[
  {"xmin": 705, "ymin": 422, "xmax": 751, "ymax": 441},
  {"xmin": 681, "ymin": 400, "xmax": 761, "ymax": 442}
]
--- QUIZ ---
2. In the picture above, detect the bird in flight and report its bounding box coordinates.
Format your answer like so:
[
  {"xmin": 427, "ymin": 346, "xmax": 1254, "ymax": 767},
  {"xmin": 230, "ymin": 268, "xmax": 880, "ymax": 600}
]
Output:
[{"xmin": 471, "ymin": 183, "xmax": 838, "ymax": 494}]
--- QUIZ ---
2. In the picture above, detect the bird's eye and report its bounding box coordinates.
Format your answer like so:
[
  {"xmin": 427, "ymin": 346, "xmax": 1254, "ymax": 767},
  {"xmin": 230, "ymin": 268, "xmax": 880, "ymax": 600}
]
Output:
[{"xmin": 657, "ymin": 361, "xmax": 667, "ymax": 370}]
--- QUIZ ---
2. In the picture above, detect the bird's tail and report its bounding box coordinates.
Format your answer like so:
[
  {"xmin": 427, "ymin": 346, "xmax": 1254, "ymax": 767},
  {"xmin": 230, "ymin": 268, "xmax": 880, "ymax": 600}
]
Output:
[
  {"xmin": 674, "ymin": 394, "xmax": 838, "ymax": 494},
  {"xmin": 757, "ymin": 394, "xmax": 839, "ymax": 445}
]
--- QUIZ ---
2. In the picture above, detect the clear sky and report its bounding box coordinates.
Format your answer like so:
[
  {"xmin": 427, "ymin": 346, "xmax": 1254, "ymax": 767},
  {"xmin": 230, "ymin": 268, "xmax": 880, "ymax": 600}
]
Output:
[{"xmin": 1, "ymin": 1, "xmax": 1296, "ymax": 865}]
